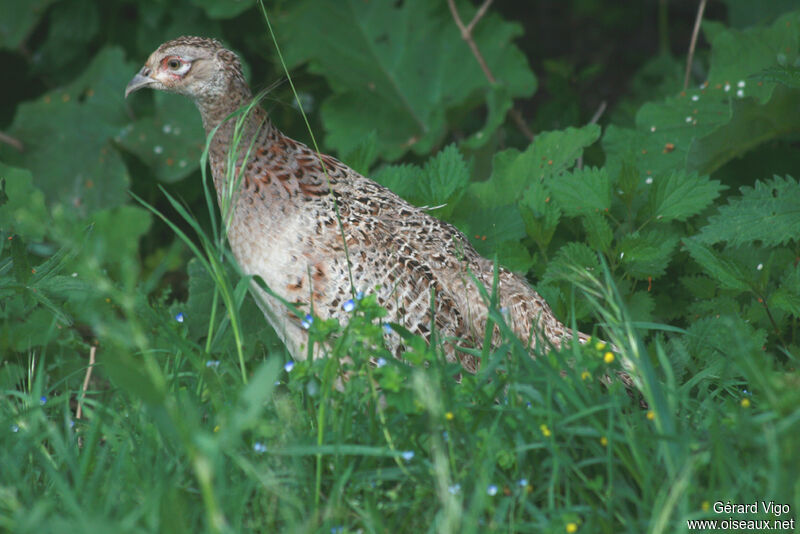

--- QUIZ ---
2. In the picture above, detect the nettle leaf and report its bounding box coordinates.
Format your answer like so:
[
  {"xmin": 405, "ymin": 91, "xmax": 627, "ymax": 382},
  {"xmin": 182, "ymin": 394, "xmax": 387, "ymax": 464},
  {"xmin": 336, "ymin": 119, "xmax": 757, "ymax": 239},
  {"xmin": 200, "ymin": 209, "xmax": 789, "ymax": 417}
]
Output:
[
  {"xmin": 581, "ymin": 211, "xmax": 613, "ymax": 254},
  {"xmin": 462, "ymin": 85, "xmax": 513, "ymax": 150},
  {"xmin": 280, "ymin": 0, "xmax": 536, "ymax": 159},
  {"xmin": 548, "ymin": 166, "xmax": 611, "ymax": 217},
  {"xmin": 372, "ymin": 144, "xmax": 469, "ymax": 218},
  {"xmin": 117, "ymin": 92, "xmax": 204, "ymax": 183},
  {"xmin": 604, "ymin": 11, "xmax": 800, "ymax": 178},
  {"xmin": 683, "ymin": 239, "xmax": 752, "ymax": 292},
  {"xmin": 0, "ymin": 47, "xmax": 133, "ymax": 213},
  {"xmin": 617, "ymin": 230, "xmax": 680, "ymax": 280},
  {"xmin": 752, "ymin": 65, "xmax": 800, "ymax": 89},
  {"xmin": 520, "ymin": 183, "xmax": 560, "ymax": 249},
  {"xmin": 541, "ymin": 242, "xmax": 601, "ymax": 286},
  {"xmin": 0, "ymin": 163, "xmax": 49, "ymax": 242},
  {"xmin": 470, "ymin": 125, "xmax": 601, "ymax": 209},
  {"xmin": 770, "ymin": 263, "xmax": 800, "ymax": 317},
  {"xmin": 417, "ymin": 144, "xmax": 470, "ymax": 219},
  {"xmin": 373, "ymin": 163, "xmax": 419, "ymax": 200},
  {"xmin": 696, "ymin": 175, "xmax": 800, "ymax": 247},
  {"xmin": 646, "ymin": 171, "xmax": 724, "ymax": 222}
]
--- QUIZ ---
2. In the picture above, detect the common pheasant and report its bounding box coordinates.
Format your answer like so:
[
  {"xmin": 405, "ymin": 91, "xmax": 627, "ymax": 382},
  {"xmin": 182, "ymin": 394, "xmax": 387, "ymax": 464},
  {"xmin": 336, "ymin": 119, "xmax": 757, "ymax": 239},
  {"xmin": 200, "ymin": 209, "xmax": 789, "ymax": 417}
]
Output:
[{"xmin": 125, "ymin": 36, "xmax": 591, "ymax": 372}]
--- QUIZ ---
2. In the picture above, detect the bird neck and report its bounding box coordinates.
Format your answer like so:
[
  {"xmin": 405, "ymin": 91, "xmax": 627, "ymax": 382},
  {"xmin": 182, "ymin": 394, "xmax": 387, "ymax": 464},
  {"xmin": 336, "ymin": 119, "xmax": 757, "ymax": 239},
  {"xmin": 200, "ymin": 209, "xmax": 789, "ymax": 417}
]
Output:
[{"xmin": 195, "ymin": 86, "xmax": 277, "ymax": 194}]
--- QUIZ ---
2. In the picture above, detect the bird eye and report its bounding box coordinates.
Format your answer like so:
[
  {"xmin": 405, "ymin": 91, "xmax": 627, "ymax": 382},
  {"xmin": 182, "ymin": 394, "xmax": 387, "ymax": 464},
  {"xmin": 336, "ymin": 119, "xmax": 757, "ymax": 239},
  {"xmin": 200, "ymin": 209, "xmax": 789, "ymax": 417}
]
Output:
[{"xmin": 167, "ymin": 58, "xmax": 182, "ymax": 70}]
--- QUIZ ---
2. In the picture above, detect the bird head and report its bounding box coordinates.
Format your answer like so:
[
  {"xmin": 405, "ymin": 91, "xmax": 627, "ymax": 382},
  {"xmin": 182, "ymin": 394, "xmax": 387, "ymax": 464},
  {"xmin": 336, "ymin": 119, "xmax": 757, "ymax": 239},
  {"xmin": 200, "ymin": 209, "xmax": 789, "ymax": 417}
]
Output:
[{"xmin": 125, "ymin": 36, "xmax": 246, "ymax": 103}]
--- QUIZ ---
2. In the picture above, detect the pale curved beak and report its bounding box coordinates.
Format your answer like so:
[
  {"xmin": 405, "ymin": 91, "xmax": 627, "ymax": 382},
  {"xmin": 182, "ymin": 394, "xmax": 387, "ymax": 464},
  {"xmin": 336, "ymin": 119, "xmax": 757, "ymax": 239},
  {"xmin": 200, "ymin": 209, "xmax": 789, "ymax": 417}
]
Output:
[{"xmin": 125, "ymin": 68, "xmax": 156, "ymax": 98}]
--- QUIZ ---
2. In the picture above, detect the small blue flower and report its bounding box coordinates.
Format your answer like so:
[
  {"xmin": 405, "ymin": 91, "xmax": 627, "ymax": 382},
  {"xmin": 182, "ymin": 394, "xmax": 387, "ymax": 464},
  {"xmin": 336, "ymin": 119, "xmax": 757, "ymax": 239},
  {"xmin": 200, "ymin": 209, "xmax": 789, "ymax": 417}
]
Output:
[
  {"xmin": 518, "ymin": 478, "xmax": 528, "ymax": 487},
  {"xmin": 11, "ymin": 424, "xmax": 19, "ymax": 433},
  {"xmin": 253, "ymin": 442, "xmax": 267, "ymax": 453},
  {"xmin": 69, "ymin": 419, "xmax": 75, "ymax": 429},
  {"xmin": 376, "ymin": 357, "xmax": 387, "ymax": 368},
  {"xmin": 442, "ymin": 431, "xmax": 449, "ymax": 442},
  {"xmin": 382, "ymin": 323, "xmax": 393, "ymax": 334},
  {"xmin": 284, "ymin": 361, "xmax": 295, "ymax": 373},
  {"xmin": 206, "ymin": 360, "xmax": 220, "ymax": 369},
  {"xmin": 343, "ymin": 299, "xmax": 355, "ymax": 312},
  {"xmin": 448, "ymin": 483, "xmax": 461, "ymax": 495},
  {"xmin": 301, "ymin": 314, "xmax": 313, "ymax": 329},
  {"xmin": 742, "ymin": 389, "xmax": 751, "ymax": 396},
  {"xmin": 175, "ymin": 312, "xmax": 185, "ymax": 323},
  {"xmin": 487, "ymin": 484, "xmax": 498, "ymax": 496},
  {"xmin": 39, "ymin": 396, "xmax": 47, "ymax": 406},
  {"xmin": 401, "ymin": 450, "xmax": 414, "ymax": 461},
  {"xmin": 526, "ymin": 402, "xmax": 532, "ymax": 408},
  {"xmin": 330, "ymin": 527, "xmax": 344, "ymax": 534},
  {"xmin": 355, "ymin": 291, "xmax": 364, "ymax": 300}
]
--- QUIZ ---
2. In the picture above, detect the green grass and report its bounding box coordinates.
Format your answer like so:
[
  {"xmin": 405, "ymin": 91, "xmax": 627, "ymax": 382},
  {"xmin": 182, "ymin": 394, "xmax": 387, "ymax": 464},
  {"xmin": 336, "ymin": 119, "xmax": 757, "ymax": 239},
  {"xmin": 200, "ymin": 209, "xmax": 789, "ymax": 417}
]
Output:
[{"xmin": 1, "ymin": 6, "xmax": 799, "ymax": 534}]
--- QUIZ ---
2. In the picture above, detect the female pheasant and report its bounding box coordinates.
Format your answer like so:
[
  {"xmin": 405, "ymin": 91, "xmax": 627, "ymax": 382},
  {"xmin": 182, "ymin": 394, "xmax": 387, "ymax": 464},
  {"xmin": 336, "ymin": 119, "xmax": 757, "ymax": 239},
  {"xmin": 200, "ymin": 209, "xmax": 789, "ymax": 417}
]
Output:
[{"xmin": 125, "ymin": 36, "xmax": 590, "ymax": 371}]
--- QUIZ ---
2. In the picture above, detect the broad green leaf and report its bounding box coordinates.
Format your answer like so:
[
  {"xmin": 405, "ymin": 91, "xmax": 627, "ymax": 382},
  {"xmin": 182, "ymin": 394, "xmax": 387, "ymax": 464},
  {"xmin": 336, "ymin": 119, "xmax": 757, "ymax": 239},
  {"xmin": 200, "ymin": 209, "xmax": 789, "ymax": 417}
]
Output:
[
  {"xmin": 462, "ymin": 205, "xmax": 526, "ymax": 254},
  {"xmin": 462, "ymin": 85, "xmax": 514, "ymax": 149},
  {"xmin": 617, "ymin": 230, "xmax": 680, "ymax": 280},
  {"xmin": 0, "ymin": 163, "xmax": 49, "ymax": 241},
  {"xmin": 0, "ymin": 0, "xmax": 55, "ymax": 49},
  {"xmin": 117, "ymin": 92, "xmax": 204, "ymax": 183},
  {"xmin": 470, "ymin": 125, "xmax": 601, "ymax": 209},
  {"xmin": 279, "ymin": 0, "xmax": 536, "ymax": 159},
  {"xmin": 189, "ymin": 0, "xmax": 253, "ymax": 19},
  {"xmin": 0, "ymin": 47, "xmax": 134, "ymax": 212},
  {"xmin": 686, "ymin": 86, "xmax": 800, "ymax": 173},
  {"xmin": 696, "ymin": 175, "xmax": 800, "ymax": 248},
  {"xmin": 343, "ymin": 131, "xmax": 379, "ymax": 175},
  {"xmin": 753, "ymin": 65, "xmax": 800, "ymax": 89},
  {"xmin": 604, "ymin": 11, "xmax": 800, "ymax": 177},
  {"xmin": 683, "ymin": 239, "xmax": 752, "ymax": 292},
  {"xmin": 646, "ymin": 171, "xmax": 724, "ymax": 222},
  {"xmin": 548, "ymin": 166, "xmax": 611, "ymax": 217}
]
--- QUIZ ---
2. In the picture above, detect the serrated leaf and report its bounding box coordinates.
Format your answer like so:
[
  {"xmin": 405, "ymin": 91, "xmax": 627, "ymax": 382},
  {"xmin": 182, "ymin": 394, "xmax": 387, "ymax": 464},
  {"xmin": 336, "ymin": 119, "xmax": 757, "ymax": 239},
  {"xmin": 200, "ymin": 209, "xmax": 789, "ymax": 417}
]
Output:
[
  {"xmin": 280, "ymin": 0, "xmax": 536, "ymax": 159},
  {"xmin": 0, "ymin": 47, "xmax": 134, "ymax": 213},
  {"xmin": 0, "ymin": 163, "xmax": 49, "ymax": 241},
  {"xmin": 418, "ymin": 144, "xmax": 470, "ymax": 219},
  {"xmin": 470, "ymin": 125, "xmax": 601, "ymax": 209},
  {"xmin": 541, "ymin": 242, "xmax": 601, "ymax": 286},
  {"xmin": 769, "ymin": 263, "xmax": 800, "ymax": 317},
  {"xmin": 548, "ymin": 166, "xmax": 611, "ymax": 217},
  {"xmin": 582, "ymin": 211, "xmax": 613, "ymax": 253},
  {"xmin": 520, "ymin": 182, "xmax": 560, "ymax": 248},
  {"xmin": 617, "ymin": 230, "xmax": 679, "ymax": 280},
  {"xmin": 373, "ymin": 163, "xmax": 420, "ymax": 201},
  {"xmin": 463, "ymin": 205, "xmax": 526, "ymax": 254},
  {"xmin": 753, "ymin": 65, "xmax": 800, "ymax": 89},
  {"xmin": 696, "ymin": 175, "xmax": 800, "ymax": 247},
  {"xmin": 117, "ymin": 92, "xmax": 203, "ymax": 183},
  {"xmin": 646, "ymin": 171, "xmax": 724, "ymax": 222},
  {"xmin": 683, "ymin": 239, "xmax": 752, "ymax": 292}
]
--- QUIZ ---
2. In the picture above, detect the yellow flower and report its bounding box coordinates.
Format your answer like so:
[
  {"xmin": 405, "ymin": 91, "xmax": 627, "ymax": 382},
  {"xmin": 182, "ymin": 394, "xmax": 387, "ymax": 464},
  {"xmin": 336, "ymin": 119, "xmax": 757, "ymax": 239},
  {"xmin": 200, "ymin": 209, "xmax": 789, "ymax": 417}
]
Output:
[
  {"xmin": 600, "ymin": 436, "xmax": 608, "ymax": 446},
  {"xmin": 540, "ymin": 424, "xmax": 551, "ymax": 437},
  {"xmin": 604, "ymin": 352, "xmax": 615, "ymax": 364},
  {"xmin": 741, "ymin": 398, "xmax": 751, "ymax": 408},
  {"xmin": 566, "ymin": 522, "xmax": 578, "ymax": 533},
  {"xmin": 594, "ymin": 341, "xmax": 606, "ymax": 351},
  {"xmin": 646, "ymin": 410, "xmax": 655, "ymax": 421},
  {"xmin": 701, "ymin": 501, "xmax": 710, "ymax": 512},
  {"xmin": 445, "ymin": 411, "xmax": 454, "ymax": 421},
  {"xmin": 581, "ymin": 371, "xmax": 591, "ymax": 381},
  {"xmin": 213, "ymin": 425, "xmax": 220, "ymax": 433}
]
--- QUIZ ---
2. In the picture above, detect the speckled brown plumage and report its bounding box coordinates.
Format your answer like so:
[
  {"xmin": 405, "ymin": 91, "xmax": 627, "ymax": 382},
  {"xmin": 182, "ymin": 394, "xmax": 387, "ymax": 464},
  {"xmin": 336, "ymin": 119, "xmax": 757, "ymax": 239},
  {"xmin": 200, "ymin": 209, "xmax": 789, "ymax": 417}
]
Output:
[{"xmin": 126, "ymin": 36, "xmax": 590, "ymax": 371}]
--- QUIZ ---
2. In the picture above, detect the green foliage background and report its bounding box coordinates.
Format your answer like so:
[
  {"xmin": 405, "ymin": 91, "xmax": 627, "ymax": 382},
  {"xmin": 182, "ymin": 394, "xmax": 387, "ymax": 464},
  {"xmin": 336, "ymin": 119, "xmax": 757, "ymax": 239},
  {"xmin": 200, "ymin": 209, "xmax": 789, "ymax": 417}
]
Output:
[{"xmin": 0, "ymin": 1, "xmax": 799, "ymax": 532}]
